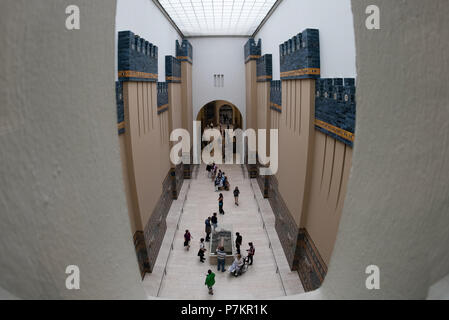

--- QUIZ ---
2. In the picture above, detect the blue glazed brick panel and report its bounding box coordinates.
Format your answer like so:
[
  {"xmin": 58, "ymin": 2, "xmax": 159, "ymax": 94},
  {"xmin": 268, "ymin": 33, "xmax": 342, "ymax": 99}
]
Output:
[
  {"xmin": 165, "ymin": 56, "xmax": 181, "ymax": 83},
  {"xmin": 280, "ymin": 29, "xmax": 320, "ymax": 80},
  {"xmin": 118, "ymin": 31, "xmax": 158, "ymax": 82},
  {"xmin": 176, "ymin": 39, "xmax": 193, "ymax": 63},
  {"xmin": 270, "ymin": 80, "xmax": 282, "ymax": 113},
  {"xmin": 157, "ymin": 82, "xmax": 169, "ymax": 114},
  {"xmin": 116, "ymin": 81, "xmax": 125, "ymax": 135},
  {"xmin": 257, "ymin": 54, "xmax": 273, "ymax": 82},
  {"xmin": 315, "ymin": 78, "xmax": 356, "ymax": 147},
  {"xmin": 244, "ymin": 38, "xmax": 262, "ymax": 63}
]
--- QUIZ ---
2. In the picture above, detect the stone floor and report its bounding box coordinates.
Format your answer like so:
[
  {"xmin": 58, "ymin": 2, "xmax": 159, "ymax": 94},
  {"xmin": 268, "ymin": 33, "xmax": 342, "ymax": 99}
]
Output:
[{"xmin": 143, "ymin": 164, "xmax": 304, "ymax": 300}]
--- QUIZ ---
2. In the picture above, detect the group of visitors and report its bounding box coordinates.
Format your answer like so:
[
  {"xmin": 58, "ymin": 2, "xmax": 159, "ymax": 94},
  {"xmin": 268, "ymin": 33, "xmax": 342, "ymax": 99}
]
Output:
[
  {"xmin": 220, "ymin": 240, "xmax": 256, "ymax": 279},
  {"xmin": 206, "ymin": 164, "xmax": 241, "ymax": 207},
  {"xmin": 184, "ymin": 227, "xmax": 257, "ymax": 295},
  {"xmin": 180, "ymin": 162, "xmax": 258, "ymax": 296},
  {"xmin": 206, "ymin": 163, "xmax": 230, "ymax": 192},
  {"xmin": 216, "ymin": 170, "xmax": 231, "ymax": 192},
  {"xmin": 208, "ymin": 242, "xmax": 255, "ymax": 294}
]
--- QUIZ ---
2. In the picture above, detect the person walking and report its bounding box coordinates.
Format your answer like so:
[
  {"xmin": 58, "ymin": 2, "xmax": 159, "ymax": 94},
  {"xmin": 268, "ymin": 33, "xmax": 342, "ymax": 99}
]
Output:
[
  {"xmin": 184, "ymin": 230, "xmax": 192, "ymax": 251},
  {"xmin": 218, "ymin": 193, "xmax": 225, "ymax": 215},
  {"xmin": 211, "ymin": 213, "xmax": 218, "ymax": 230},
  {"xmin": 198, "ymin": 238, "xmax": 207, "ymax": 263},
  {"xmin": 233, "ymin": 187, "xmax": 240, "ymax": 206},
  {"xmin": 205, "ymin": 217, "xmax": 212, "ymax": 242},
  {"xmin": 246, "ymin": 242, "xmax": 255, "ymax": 265},
  {"xmin": 235, "ymin": 232, "xmax": 242, "ymax": 255},
  {"xmin": 205, "ymin": 270, "xmax": 216, "ymax": 295},
  {"xmin": 216, "ymin": 246, "xmax": 227, "ymax": 272}
]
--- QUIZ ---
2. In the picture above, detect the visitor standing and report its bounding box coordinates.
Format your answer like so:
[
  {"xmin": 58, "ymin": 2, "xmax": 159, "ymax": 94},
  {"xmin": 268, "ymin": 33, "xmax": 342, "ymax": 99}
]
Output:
[
  {"xmin": 246, "ymin": 242, "xmax": 255, "ymax": 265},
  {"xmin": 233, "ymin": 187, "xmax": 240, "ymax": 206},
  {"xmin": 184, "ymin": 230, "xmax": 192, "ymax": 251},
  {"xmin": 218, "ymin": 193, "xmax": 225, "ymax": 215},
  {"xmin": 205, "ymin": 270, "xmax": 216, "ymax": 295},
  {"xmin": 198, "ymin": 238, "xmax": 207, "ymax": 263},
  {"xmin": 235, "ymin": 232, "xmax": 242, "ymax": 255},
  {"xmin": 211, "ymin": 213, "xmax": 218, "ymax": 230},
  {"xmin": 216, "ymin": 246, "xmax": 227, "ymax": 272},
  {"xmin": 205, "ymin": 217, "xmax": 212, "ymax": 242}
]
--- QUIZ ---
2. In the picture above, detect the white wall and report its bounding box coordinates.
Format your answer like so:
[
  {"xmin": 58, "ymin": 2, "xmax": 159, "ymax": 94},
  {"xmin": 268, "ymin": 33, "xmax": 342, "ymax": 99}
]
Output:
[
  {"xmin": 189, "ymin": 37, "xmax": 247, "ymax": 127},
  {"xmin": 115, "ymin": 0, "xmax": 181, "ymax": 82},
  {"xmin": 0, "ymin": 0, "xmax": 146, "ymax": 299},
  {"xmin": 255, "ymin": 0, "xmax": 357, "ymax": 79}
]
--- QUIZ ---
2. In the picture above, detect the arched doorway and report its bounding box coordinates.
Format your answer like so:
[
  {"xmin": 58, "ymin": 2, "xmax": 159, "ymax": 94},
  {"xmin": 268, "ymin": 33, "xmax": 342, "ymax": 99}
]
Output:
[
  {"xmin": 196, "ymin": 100, "xmax": 243, "ymax": 131},
  {"xmin": 196, "ymin": 100, "xmax": 243, "ymax": 153}
]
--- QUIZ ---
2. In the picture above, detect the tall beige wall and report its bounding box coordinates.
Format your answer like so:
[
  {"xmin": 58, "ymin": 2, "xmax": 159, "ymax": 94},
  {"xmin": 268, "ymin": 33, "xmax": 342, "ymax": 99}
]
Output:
[
  {"xmin": 168, "ymin": 83, "xmax": 182, "ymax": 139},
  {"xmin": 181, "ymin": 62, "xmax": 193, "ymax": 137},
  {"xmin": 245, "ymin": 61, "xmax": 258, "ymax": 130},
  {"xmin": 119, "ymin": 134, "xmax": 140, "ymax": 233},
  {"xmin": 123, "ymin": 82, "xmax": 165, "ymax": 228},
  {"xmin": 303, "ymin": 132, "xmax": 353, "ymax": 265},
  {"xmin": 158, "ymin": 109, "xmax": 171, "ymax": 180},
  {"xmin": 270, "ymin": 109, "xmax": 280, "ymax": 130},
  {"xmin": 256, "ymin": 81, "xmax": 271, "ymax": 155},
  {"xmin": 257, "ymin": 82, "xmax": 271, "ymax": 129},
  {"xmin": 277, "ymin": 79, "xmax": 316, "ymax": 226}
]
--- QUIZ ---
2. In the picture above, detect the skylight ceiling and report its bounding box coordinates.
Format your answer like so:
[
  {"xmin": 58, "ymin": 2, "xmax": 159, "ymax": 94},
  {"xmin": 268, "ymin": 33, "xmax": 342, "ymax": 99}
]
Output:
[{"xmin": 157, "ymin": 0, "xmax": 277, "ymax": 36}]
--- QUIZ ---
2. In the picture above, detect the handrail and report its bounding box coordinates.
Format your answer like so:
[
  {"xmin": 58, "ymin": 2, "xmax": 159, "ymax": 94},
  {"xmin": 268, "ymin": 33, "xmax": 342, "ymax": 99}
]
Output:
[
  {"xmin": 249, "ymin": 178, "xmax": 287, "ymax": 296},
  {"xmin": 156, "ymin": 165, "xmax": 197, "ymax": 297}
]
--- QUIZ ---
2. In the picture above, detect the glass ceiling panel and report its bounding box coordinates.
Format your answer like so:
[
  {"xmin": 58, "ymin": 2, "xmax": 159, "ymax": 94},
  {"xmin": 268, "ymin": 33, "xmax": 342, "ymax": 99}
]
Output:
[{"xmin": 158, "ymin": 0, "xmax": 277, "ymax": 36}]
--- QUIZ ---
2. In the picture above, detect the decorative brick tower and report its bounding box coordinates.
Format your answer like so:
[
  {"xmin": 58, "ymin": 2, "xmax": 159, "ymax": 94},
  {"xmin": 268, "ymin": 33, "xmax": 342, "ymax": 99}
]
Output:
[
  {"xmin": 256, "ymin": 54, "xmax": 273, "ymax": 197},
  {"xmin": 165, "ymin": 55, "xmax": 184, "ymax": 199},
  {"xmin": 117, "ymin": 31, "xmax": 170, "ymax": 278},
  {"xmin": 176, "ymin": 40, "xmax": 194, "ymax": 179},
  {"xmin": 244, "ymin": 38, "xmax": 262, "ymax": 178}
]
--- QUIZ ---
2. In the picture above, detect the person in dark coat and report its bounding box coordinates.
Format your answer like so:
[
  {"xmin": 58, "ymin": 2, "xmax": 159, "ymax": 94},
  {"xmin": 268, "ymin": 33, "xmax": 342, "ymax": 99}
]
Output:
[
  {"xmin": 233, "ymin": 187, "xmax": 240, "ymax": 206},
  {"xmin": 235, "ymin": 232, "xmax": 242, "ymax": 255},
  {"xmin": 198, "ymin": 238, "xmax": 207, "ymax": 263},
  {"xmin": 205, "ymin": 217, "xmax": 212, "ymax": 242},
  {"xmin": 218, "ymin": 193, "xmax": 225, "ymax": 215},
  {"xmin": 184, "ymin": 230, "xmax": 192, "ymax": 251},
  {"xmin": 211, "ymin": 213, "xmax": 218, "ymax": 230}
]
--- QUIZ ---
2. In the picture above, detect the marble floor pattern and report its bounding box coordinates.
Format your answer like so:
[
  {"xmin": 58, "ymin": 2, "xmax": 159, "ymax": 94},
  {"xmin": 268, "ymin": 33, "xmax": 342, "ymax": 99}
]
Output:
[{"xmin": 143, "ymin": 164, "xmax": 304, "ymax": 300}]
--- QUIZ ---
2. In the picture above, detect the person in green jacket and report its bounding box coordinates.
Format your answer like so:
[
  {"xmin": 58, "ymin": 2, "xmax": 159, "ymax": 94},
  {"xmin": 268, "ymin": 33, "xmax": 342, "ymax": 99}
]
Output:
[{"xmin": 205, "ymin": 270, "xmax": 216, "ymax": 295}]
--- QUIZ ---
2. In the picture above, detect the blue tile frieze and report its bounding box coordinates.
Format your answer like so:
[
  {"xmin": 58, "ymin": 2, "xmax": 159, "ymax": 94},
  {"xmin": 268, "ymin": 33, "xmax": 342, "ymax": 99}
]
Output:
[
  {"xmin": 118, "ymin": 31, "xmax": 158, "ymax": 82},
  {"xmin": 176, "ymin": 39, "xmax": 193, "ymax": 64},
  {"xmin": 315, "ymin": 78, "xmax": 356, "ymax": 147},
  {"xmin": 280, "ymin": 29, "xmax": 320, "ymax": 80},
  {"xmin": 165, "ymin": 56, "xmax": 181, "ymax": 83},
  {"xmin": 257, "ymin": 54, "xmax": 273, "ymax": 82},
  {"xmin": 157, "ymin": 82, "xmax": 169, "ymax": 114},
  {"xmin": 270, "ymin": 80, "xmax": 282, "ymax": 113},
  {"xmin": 244, "ymin": 38, "xmax": 262, "ymax": 63},
  {"xmin": 116, "ymin": 81, "xmax": 125, "ymax": 135}
]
